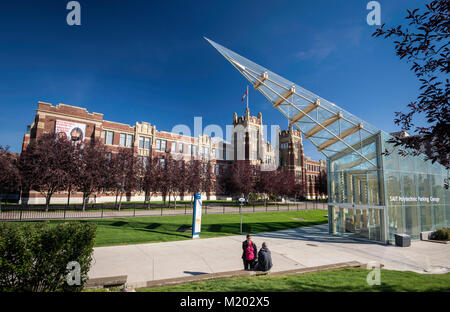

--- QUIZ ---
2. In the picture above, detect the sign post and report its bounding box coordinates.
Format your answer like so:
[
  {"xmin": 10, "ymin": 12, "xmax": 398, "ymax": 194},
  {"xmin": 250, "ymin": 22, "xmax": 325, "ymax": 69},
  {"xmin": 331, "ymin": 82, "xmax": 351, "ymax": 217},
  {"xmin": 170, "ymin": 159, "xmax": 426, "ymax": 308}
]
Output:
[
  {"xmin": 192, "ymin": 193, "xmax": 202, "ymax": 239},
  {"xmin": 238, "ymin": 197, "xmax": 245, "ymax": 234}
]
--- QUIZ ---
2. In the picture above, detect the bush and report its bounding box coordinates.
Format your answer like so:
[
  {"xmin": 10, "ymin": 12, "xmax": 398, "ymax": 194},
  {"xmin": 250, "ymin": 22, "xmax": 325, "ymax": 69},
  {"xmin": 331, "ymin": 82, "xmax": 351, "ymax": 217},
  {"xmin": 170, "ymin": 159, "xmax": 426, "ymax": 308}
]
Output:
[
  {"xmin": 0, "ymin": 221, "xmax": 96, "ymax": 292},
  {"xmin": 430, "ymin": 228, "xmax": 450, "ymax": 241},
  {"xmin": 249, "ymin": 193, "xmax": 259, "ymax": 202}
]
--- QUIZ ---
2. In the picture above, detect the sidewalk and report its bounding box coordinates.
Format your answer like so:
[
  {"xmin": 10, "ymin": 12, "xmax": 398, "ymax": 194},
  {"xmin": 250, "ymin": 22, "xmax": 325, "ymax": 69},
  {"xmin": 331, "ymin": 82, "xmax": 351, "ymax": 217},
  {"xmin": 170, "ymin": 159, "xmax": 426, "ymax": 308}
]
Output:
[{"xmin": 88, "ymin": 224, "xmax": 450, "ymax": 288}]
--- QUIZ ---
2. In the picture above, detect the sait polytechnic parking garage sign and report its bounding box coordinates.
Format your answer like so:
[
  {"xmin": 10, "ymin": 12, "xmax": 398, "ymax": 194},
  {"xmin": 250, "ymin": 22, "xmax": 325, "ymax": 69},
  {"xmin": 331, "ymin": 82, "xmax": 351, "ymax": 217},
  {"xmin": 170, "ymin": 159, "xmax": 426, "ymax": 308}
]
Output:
[{"xmin": 192, "ymin": 193, "xmax": 202, "ymax": 239}]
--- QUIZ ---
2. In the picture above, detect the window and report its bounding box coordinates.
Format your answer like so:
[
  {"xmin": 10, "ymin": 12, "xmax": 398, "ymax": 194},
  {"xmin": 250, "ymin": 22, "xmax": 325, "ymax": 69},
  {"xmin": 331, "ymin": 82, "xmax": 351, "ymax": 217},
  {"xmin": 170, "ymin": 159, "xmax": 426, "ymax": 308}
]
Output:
[
  {"xmin": 145, "ymin": 137, "xmax": 151, "ymax": 149},
  {"xmin": 161, "ymin": 140, "xmax": 166, "ymax": 151},
  {"xmin": 104, "ymin": 130, "xmax": 114, "ymax": 145},
  {"xmin": 156, "ymin": 139, "xmax": 161, "ymax": 151},
  {"xmin": 172, "ymin": 142, "xmax": 177, "ymax": 153},
  {"xmin": 202, "ymin": 147, "xmax": 209, "ymax": 159},
  {"xmin": 188, "ymin": 144, "xmax": 192, "ymax": 155},
  {"xmin": 139, "ymin": 137, "xmax": 144, "ymax": 149},
  {"xmin": 179, "ymin": 143, "xmax": 183, "ymax": 153},
  {"xmin": 127, "ymin": 134, "xmax": 133, "ymax": 147},
  {"xmin": 192, "ymin": 145, "xmax": 197, "ymax": 156},
  {"xmin": 120, "ymin": 133, "xmax": 134, "ymax": 147},
  {"xmin": 212, "ymin": 148, "xmax": 216, "ymax": 159},
  {"xmin": 119, "ymin": 133, "xmax": 126, "ymax": 146}
]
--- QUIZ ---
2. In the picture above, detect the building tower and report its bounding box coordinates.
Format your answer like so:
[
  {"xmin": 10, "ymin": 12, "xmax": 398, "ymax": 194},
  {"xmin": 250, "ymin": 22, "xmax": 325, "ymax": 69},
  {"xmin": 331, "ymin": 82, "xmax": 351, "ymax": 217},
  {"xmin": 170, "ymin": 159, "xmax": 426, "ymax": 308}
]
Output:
[{"xmin": 231, "ymin": 107, "xmax": 264, "ymax": 164}]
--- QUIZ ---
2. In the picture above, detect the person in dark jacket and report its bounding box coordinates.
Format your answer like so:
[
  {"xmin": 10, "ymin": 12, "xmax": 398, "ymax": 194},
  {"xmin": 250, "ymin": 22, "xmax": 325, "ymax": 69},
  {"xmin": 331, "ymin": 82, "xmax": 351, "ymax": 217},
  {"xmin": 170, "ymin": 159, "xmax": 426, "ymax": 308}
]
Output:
[
  {"xmin": 255, "ymin": 242, "xmax": 273, "ymax": 272},
  {"xmin": 242, "ymin": 234, "xmax": 257, "ymax": 270}
]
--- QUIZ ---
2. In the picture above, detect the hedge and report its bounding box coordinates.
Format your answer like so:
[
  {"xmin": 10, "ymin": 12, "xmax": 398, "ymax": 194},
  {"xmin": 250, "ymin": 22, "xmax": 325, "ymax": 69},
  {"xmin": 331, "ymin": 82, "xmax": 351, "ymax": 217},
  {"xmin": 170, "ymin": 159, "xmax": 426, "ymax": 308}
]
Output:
[
  {"xmin": 0, "ymin": 222, "xmax": 96, "ymax": 292},
  {"xmin": 430, "ymin": 228, "xmax": 450, "ymax": 241}
]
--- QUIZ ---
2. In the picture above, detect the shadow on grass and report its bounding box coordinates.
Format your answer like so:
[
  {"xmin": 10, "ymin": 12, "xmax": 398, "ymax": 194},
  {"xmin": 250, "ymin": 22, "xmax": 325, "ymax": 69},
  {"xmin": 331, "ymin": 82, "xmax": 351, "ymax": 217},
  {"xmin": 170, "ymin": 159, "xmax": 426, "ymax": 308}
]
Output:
[
  {"xmin": 145, "ymin": 223, "xmax": 161, "ymax": 230},
  {"xmin": 110, "ymin": 221, "xmax": 128, "ymax": 227},
  {"xmin": 98, "ymin": 220, "xmax": 328, "ymax": 236},
  {"xmin": 135, "ymin": 228, "xmax": 191, "ymax": 239}
]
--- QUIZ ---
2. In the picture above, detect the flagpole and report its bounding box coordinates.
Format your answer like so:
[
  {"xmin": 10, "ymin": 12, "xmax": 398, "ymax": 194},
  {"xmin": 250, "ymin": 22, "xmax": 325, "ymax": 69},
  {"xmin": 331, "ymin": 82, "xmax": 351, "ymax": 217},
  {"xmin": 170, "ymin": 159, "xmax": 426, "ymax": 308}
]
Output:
[{"xmin": 246, "ymin": 85, "xmax": 249, "ymax": 110}]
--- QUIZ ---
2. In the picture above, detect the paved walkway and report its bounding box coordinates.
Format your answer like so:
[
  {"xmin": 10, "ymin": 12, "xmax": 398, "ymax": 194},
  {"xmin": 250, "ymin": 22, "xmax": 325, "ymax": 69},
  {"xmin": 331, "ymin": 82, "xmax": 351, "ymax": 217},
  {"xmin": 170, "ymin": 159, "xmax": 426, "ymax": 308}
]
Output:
[{"xmin": 88, "ymin": 224, "xmax": 450, "ymax": 288}]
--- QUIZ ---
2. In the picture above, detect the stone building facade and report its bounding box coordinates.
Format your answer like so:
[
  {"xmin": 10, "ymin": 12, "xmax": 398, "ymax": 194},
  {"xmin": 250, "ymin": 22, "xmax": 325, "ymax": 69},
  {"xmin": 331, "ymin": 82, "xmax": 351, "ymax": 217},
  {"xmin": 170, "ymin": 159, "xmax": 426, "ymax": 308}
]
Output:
[{"xmin": 21, "ymin": 101, "xmax": 326, "ymax": 203}]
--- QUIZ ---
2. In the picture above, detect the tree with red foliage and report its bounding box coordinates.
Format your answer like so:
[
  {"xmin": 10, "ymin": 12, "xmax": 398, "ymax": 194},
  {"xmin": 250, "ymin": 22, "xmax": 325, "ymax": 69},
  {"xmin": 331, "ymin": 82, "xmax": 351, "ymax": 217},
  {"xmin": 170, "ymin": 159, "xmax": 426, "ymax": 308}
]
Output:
[
  {"xmin": 171, "ymin": 158, "xmax": 188, "ymax": 208},
  {"xmin": 0, "ymin": 146, "xmax": 21, "ymax": 209},
  {"xmin": 223, "ymin": 160, "xmax": 255, "ymax": 200},
  {"xmin": 254, "ymin": 166, "xmax": 276, "ymax": 203},
  {"xmin": 73, "ymin": 138, "xmax": 110, "ymax": 211},
  {"xmin": 19, "ymin": 133, "xmax": 76, "ymax": 211},
  {"xmin": 109, "ymin": 148, "xmax": 138, "ymax": 210},
  {"xmin": 201, "ymin": 160, "xmax": 216, "ymax": 200},
  {"xmin": 372, "ymin": 0, "xmax": 449, "ymax": 173},
  {"xmin": 142, "ymin": 154, "xmax": 162, "ymax": 209},
  {"xmin": 158, "ymin": 155, "xmax": 171, "ymax": 205},
  {"xmin": 274, "ymin": 169, "xmax": 296, "ymax": 201},
  {"xmin": 317, "ymin": 169, "xmax": 328, "ymax": 199},
  {"xmin": 186, "ymin": 159, "xmax": 203, "ymax": 203}
]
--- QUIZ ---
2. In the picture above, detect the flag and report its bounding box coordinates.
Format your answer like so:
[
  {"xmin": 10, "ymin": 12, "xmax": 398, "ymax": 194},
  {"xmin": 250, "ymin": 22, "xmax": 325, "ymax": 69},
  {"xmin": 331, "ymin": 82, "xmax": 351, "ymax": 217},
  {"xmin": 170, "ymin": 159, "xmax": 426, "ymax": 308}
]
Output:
[{"xmin": 241, "ymin": 89, "xmax": 247, "ymax": 102}]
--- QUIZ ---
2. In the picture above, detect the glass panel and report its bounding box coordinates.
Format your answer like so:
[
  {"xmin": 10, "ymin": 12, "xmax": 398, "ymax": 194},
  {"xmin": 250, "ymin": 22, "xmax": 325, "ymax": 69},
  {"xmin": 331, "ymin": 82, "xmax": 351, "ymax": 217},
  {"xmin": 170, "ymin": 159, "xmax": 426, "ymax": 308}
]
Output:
[
  {"xmin": 127, "ymin": 134, "xmax": 133, "ymax": 147},
  {"xmin": 119, "ymin": 133, "xmax": 126, "ymax": 146},
  {"xmin": 106, "ymin": 131, "xmax": 113, "ymax": 145}
]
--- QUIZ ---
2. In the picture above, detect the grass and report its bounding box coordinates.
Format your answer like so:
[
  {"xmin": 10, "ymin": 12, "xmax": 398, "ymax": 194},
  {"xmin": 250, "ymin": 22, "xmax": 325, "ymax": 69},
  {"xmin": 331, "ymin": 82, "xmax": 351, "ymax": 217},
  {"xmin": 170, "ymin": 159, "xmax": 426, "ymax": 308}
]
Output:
[
  {"xmin": 92, "ymin": 210, "xmax": 327, "ymax": 246},
  {"xmin": 136, "ymin": 268, "xmax": 450, "ymax": 292},
  {"xmin": 10, "ymin": 210, "xmax": 327, "ymax": 247}
]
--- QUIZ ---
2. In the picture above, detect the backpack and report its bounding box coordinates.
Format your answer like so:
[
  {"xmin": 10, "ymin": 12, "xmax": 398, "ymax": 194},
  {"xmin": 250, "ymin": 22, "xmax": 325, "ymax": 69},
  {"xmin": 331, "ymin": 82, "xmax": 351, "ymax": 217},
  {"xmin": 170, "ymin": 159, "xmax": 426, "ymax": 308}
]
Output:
[{"xmin": 245, "ymin": 242, "xmax": 255, "ymax": 261}]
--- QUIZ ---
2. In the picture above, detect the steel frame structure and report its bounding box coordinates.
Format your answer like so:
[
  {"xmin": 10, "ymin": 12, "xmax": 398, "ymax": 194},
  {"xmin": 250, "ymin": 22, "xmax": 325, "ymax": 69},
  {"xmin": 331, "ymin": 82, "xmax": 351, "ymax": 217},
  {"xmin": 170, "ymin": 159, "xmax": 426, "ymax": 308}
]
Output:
[{"xmin": 205, "ymin": 37, "xmax": 379, "ymax": 168}]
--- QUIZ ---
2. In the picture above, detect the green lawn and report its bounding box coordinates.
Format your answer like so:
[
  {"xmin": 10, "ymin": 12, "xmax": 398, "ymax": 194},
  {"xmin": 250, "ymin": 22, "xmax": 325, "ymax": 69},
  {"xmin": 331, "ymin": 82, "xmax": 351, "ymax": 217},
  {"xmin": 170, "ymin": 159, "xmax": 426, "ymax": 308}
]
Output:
[
  {"xmin": 11, "ymin": 210, "xmax": 327, "ymax": 247},
  {"xmin": 91, "ymin": 210, "xmax": 327, "ymax": 247},
  {"xmin": 137, "ymin": 268, "xmax": 450, "ymax": 292}
]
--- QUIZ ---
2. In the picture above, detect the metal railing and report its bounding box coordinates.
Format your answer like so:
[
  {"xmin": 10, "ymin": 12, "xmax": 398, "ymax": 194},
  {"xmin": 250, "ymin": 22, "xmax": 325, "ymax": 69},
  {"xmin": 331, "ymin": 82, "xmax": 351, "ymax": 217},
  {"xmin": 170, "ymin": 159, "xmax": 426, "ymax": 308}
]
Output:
[{"xmin": 0, "ymin": 200, "xmax": 328, "ymax": 221}]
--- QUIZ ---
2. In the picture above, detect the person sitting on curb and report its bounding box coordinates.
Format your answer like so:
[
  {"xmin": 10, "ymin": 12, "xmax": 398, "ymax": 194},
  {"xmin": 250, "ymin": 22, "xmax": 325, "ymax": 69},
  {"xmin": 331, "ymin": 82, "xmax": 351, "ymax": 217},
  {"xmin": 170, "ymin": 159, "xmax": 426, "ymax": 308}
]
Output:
[
  {"xmin": 242, "ymin": 234, "xmax": 257, "ymax": 270},
  {"xmin": 254, "ymin": 242, "xmax": 273, "ymax": 272}
]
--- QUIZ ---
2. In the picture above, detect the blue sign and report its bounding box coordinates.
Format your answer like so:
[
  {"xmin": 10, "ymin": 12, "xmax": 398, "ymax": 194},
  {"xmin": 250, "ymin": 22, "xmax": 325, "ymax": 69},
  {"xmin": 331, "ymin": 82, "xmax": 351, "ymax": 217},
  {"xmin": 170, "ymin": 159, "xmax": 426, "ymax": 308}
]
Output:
[{"xmin": 192, "ymin": 193, "xmax": 202, "ymax": 239}]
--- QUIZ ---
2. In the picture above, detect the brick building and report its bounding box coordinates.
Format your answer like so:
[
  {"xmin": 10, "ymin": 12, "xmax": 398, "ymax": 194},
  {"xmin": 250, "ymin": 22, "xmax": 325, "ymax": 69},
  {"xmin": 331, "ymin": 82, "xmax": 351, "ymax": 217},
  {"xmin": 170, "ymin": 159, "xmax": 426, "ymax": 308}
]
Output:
[{"xmin": 21, "ymin": 101, "xmax": 326, "ymax": 204}]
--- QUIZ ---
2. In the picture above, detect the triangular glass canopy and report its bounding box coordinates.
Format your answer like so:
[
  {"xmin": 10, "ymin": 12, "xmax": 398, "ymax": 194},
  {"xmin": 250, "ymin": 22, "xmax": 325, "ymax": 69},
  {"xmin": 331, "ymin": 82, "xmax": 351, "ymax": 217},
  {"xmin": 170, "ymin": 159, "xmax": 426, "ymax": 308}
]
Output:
[{"xmin": 205, "ymin": 37, "xmax": 380, "ymax": 167}]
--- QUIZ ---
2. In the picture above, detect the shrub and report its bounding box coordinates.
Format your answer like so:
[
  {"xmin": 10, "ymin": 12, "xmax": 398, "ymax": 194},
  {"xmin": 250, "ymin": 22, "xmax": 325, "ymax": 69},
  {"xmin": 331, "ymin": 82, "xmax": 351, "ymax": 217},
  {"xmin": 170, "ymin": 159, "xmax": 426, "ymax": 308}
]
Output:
[
  {"xmin": 430, "ymin": 228, "xmax": 450, "ymax": 241},
  {"xmin": 0, "ymin": 221, "xmax": 96, "ymax": 292},
  {"xmin": 249, "ymin": 193, "xmax": 259, "ymax": 202}
]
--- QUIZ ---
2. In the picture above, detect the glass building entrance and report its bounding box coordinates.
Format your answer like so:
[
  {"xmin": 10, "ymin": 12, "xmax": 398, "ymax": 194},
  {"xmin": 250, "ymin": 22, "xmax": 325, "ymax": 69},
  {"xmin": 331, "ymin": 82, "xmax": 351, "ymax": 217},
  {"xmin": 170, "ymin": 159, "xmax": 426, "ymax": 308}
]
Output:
[
  {"xmin": 206, "ymin": 37, "xmax": 449, "ymax": 244},
  {"xmin": 330, "ymin": 205, "xmax": 383, "ymax": 241}
]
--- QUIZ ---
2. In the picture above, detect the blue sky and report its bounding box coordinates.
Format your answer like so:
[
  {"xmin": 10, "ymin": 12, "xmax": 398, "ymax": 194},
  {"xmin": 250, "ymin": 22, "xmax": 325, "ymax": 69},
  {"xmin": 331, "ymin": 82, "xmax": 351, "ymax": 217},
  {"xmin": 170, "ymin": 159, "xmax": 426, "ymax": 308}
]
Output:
[{"xmin": 0, "ymin": 0, "xmax": 428, "ymax": 160}]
